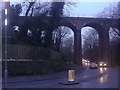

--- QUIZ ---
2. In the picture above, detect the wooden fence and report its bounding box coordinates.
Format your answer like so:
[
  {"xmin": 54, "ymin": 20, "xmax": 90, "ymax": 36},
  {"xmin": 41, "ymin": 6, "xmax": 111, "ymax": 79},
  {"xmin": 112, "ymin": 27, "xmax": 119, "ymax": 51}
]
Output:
[{"xmin": 4, "ymin": 44, "xmax": 50, "ymax": 60}]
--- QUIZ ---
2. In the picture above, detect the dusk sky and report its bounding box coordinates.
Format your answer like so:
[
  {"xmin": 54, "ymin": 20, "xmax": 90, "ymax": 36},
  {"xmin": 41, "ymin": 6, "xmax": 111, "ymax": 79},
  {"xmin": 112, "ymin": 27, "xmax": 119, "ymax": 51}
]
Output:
[
  {"xmin": 64, "ymin": 2, "xmax": 118, "ymax": 17},
  {"xmin": 9, "ymin": 0, "xmax": 118, "ymax": 17}
]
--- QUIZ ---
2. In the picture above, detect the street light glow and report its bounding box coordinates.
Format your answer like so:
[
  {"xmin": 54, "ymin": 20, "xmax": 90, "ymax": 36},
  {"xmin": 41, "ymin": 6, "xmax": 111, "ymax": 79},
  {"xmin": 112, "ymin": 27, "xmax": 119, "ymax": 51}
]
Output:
[
  {"xmin": 5, "ymin": 9, "xmax": 7, "ymax": 15},
  {"xmin": 5, "ymin": 19, "xmax": 7, "ymax": 25}
]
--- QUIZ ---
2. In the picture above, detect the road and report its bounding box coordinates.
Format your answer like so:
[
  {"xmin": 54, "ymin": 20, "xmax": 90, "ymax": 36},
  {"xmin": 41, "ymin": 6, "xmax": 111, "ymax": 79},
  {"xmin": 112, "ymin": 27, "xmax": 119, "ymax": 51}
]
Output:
[{"xmin": 2, "ymin": 64, "xmax": 119, "ymax": 88}]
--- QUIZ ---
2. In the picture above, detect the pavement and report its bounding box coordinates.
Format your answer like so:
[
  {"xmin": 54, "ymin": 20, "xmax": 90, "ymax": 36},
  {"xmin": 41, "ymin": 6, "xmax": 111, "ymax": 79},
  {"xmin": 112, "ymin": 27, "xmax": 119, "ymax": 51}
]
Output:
[{"xmin": 3, "ymin": 65, "xmax": 86, "ymax": 84}]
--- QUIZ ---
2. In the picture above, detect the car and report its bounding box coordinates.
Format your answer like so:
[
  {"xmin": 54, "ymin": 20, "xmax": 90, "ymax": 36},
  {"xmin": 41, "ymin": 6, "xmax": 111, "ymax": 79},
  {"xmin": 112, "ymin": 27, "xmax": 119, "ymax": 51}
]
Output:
[
  {"xmin": 98, "ymin": 62, "xmax": 107, "ymax": 67},
  {"xmin": 85, "ymin": 60, "xmax": 90, "ymax": 63},
  {"xmin": 82, "ymin": 59, "xmax": 85, "ymax": 62},
  {"xmin": 90, "ymin": 62, "xmax": 97, "ymax": 69}
]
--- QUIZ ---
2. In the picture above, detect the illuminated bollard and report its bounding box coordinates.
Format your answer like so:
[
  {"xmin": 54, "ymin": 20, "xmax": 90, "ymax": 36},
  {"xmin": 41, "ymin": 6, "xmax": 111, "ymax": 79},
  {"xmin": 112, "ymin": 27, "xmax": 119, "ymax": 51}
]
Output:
[
  {"xmin": 68, "ymin": 70, "xmax": 75, "ymax": 82},
  {"xmin": 58, "ymin": 69, "xmax": 79, "ymax": 85}
]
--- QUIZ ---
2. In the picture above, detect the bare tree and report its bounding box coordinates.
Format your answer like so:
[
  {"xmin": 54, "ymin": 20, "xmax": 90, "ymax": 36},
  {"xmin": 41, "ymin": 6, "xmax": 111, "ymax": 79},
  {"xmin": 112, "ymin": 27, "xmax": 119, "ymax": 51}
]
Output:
[
  {"xmin": 52, "ymin": 26, "xmax": 73, "ymax": 52},
  {"xmin": 25, "ymin": 2, "xmax": 36, "ymax": 16},
  {"xmin": 81, "ymin": 27, "xmax": 99, "ymax": 61},
  {"xmin": 97, "ymin": 2, "xmax": 120, "ymax": 19},
  {"xmin": 20, "ymin": 1, "xmax": 51, "ymax": 16},
  {"xmin": 82, "ymin": 27, "xmax": 99, "ymax": 50},
  {"xmin": 97, "ymin": 2, "xmax": 120, "ymax": 65},
  {"xmin": 97, "ymin": 2, "xmax": 120, "ymax": 37}
]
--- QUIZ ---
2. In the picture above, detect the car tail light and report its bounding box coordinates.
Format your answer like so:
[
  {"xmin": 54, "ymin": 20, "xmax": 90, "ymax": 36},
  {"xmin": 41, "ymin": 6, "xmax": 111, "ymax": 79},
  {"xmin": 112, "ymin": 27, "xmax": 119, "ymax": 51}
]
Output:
[
  {"xmin": 104, "ymin": 64, "xmax": 106, "ymax": 66},
  {"xmin": 90, "ymin": 64, "xmax": 93, "ymax": 66}
]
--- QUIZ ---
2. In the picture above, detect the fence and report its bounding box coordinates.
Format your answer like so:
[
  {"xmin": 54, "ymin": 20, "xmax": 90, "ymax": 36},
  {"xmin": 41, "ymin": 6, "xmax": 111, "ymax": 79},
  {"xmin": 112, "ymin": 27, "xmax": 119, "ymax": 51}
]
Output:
[
  {"xmin": 3, "ymin": 44, "xmax": 50, "ymax": 60},
  {"xmin": 2, "ymin": 44, "xmax": 65, "ymax": 76}
]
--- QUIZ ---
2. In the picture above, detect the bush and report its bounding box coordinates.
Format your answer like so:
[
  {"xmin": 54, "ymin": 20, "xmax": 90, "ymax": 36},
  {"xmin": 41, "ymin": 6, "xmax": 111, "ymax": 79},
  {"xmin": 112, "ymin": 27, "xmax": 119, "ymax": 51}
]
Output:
[
  {"xmin": 2, "ymin": 48, "xmax": 66, "ymax": 77},
  {"xmin": 49, "ymin": 50, "xmax": 66, "ymax": 72}
]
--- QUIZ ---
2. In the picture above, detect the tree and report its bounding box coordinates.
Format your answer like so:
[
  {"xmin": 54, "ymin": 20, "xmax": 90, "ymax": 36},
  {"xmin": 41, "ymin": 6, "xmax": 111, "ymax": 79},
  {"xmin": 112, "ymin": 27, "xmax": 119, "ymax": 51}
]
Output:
[
  {"xmin": 33, "ymin": 2, "xmax": 51, "ymax": 17},
  {"xmin": 52, "ymin": 27, "xmax": 67, "ymax": 52},
  {"xmin": 97, "ymin": 2, "xmax": 120, "ymax": 65},
  {"xmin": 43, "ymin": 2, "xmax": 65, "ymax": 48},
  {"xmin": 9, "ymin": 4, "xmax": 22, "ymax": 26},
  {"xmin": 11, "ymin": 1, "xmax": 76, "ymax": 49},
  {"xmin": 52, "ymin": 26, "xmax": 74, "ymax": 62},
  {"xmin": 109, "ymin": 28, "xmax": 120, "ymax": 65},
  {"xmin": 50, "ymin": 2, "xmax": 65, "ymax": 17},
  {"xmin": 25, "ymin": 2, "xmax": 36, "ymax": 16},
  {"xmin": 52, "ymin": 26, "xmax": 73, "ymax": 52},
  {"xmin": 97, "ymin": 2, "xmax": 120, "ymax": 35},
  {"xmin": 97, "ymin": 2, "xmax": 120, "ymax": 19},
  {"xmin": 81, "ymin": 27, "xmax": 99, "ymax": 61}
]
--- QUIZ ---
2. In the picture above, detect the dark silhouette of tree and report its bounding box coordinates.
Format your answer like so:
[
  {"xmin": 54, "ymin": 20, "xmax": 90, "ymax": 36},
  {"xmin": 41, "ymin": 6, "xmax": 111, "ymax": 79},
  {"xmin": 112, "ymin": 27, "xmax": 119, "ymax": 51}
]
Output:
[
  {"xmin": 52, "ymin": 26, "xmax": 70, "ymax": 52},
  {"xmin": 44, "ymin": 2, "xmax": 65, "ymax": 49},
  {"xmin": 9, "ymin": 4, "xmax": 22, "ymax": 26},
  {"xmin": 82, "ymin": 27, "xmax": 99, "ymax": 62},
  {"xmin": 97, "ymin": 2, "xmax": 120, "ymax": 65},
  {"xmin": 97, "ymin": 2, "xmax": 120, "ymax": 19},
  {"xmin": 11, "ymin": 1, "xmax": 66, "ymax": 48},
  {"xmin": 50, "ymin": 2, "xmax": 65, "ymax": 17},
  {"xmin": 25, "ymin": 2, "xmax": 36, "ymax": 16}
]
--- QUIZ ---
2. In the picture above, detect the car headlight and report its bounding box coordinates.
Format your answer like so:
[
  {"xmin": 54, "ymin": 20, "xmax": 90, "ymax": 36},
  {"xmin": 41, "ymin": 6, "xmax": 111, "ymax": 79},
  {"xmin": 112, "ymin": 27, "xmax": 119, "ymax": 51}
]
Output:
[
  {"xmin": 104, "ymin": 64, "xmax": 106, "ymax": 66},
  {"xmin": 100, "ymin": 64, "xmax": 102, "ymax": 66}
]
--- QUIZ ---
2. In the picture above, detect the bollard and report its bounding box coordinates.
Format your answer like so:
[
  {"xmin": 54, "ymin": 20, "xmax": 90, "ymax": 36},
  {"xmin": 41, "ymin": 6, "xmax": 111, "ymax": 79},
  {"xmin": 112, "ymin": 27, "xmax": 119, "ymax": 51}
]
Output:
[
  {"xmin": 68, "ymin": 70, "xmax": 75, "ymax": 82},
  {"xmin": 58, "ymin": 69, "xmax": 79, "ymax": 85}
]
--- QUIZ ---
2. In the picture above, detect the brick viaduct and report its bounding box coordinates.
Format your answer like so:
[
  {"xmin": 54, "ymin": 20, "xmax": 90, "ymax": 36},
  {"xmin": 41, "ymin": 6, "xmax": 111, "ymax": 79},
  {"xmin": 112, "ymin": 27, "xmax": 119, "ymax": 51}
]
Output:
[
  {"xmin": 16, "ymin": 16, "xmax": 118, "ymax": 66},
  {"xmin": 3, "ymin": 2, "xmax": 119, "ymax": 66}
]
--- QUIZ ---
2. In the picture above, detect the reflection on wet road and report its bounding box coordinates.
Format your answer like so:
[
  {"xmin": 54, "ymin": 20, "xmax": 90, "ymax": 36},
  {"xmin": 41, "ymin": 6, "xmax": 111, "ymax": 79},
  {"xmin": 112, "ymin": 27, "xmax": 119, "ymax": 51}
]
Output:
[
  {"xmin": 81, "ymin": 61, "xmax": 118, "ymax": 88},
  {"xmin": 99, "ymin": 67, "xmax": 107, "ymax": 73},
  {"xmin": 99, "ymin": 74, "xmax": 108, "ymax": 83},
  {"xmin": 4, "ymin": 62, "xmax": 118, "ymax": 88}
]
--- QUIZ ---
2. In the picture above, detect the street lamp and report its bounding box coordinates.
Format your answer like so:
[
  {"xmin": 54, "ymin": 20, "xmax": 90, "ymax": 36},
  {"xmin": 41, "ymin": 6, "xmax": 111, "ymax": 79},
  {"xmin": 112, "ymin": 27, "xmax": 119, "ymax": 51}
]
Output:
[{"xmin": 4, "ymin": 0, "xmax": 9, "ymax": 87}]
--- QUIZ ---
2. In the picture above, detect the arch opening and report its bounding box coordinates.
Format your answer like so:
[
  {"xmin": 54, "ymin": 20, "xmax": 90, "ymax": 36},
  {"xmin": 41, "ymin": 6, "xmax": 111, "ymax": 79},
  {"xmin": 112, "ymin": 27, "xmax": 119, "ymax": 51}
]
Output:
[
  {"xmin": 81, "ymin": 26, "xmax": 99, "ymax": 65},
  {"xmin": 109, "ymin": 27, "xmax": 120, "ymax": 65},
  {"xmin": 81, "ymin": 22, "xmax": 110, "ymax": 66},
  {"xmin": 52, "ymin": 26, "xmax": 74, "ymax": 65}
]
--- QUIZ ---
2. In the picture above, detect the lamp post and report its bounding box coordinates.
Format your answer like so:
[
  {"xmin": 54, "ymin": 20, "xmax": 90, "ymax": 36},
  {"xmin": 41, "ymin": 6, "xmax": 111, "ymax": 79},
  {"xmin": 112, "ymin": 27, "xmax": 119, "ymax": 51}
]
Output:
[{"xmin": 4, "ymin": 0, "xmax": 9, "ymax": 87}]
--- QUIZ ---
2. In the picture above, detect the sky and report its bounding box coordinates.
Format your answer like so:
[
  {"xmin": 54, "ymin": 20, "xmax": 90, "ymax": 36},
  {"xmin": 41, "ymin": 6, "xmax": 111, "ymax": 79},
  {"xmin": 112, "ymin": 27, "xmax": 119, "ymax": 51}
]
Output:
[
  {"xmin": 9, "ymin": 0, "xmax": 120, "ymax": 2},
  {"xmin": 9, "ymin": 0, "xmax": 118, "ymax": 17},
  {"xmin": 64, "ymin": 2, "xmax": 118, "ymax": 17}
]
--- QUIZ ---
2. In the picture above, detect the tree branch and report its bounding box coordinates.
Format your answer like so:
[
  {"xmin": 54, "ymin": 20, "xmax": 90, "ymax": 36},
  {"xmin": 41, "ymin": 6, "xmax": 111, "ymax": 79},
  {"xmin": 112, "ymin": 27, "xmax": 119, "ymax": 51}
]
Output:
[
  {"xmin": 112, "ymin": 27, "xmax": 120, "ymax": 36},
  {"xmin": 25, "ymin": 2, "xmax": 36, "ymax": 16}
]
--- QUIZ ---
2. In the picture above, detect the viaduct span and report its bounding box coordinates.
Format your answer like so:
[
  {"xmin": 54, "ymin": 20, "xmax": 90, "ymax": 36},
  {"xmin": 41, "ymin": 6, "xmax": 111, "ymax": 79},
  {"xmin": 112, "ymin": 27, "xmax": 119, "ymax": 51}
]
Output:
[{"xmin": 16, "ymin": 16, "xmax": 118, "ymax": 65}]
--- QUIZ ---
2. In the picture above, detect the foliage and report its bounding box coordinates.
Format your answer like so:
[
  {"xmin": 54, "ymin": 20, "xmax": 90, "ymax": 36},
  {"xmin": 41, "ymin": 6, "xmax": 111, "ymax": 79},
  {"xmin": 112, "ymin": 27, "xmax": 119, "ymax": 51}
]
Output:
[
  {"xmin": 2, "ymin": 44, "xmax": 66, "ymax": 76},
  {"xmin": 97, "ymin": 2, "xmax": 120, "ymax": 19},
  {"xmin": 109, "ymin": 39, "xmax": 120, "ymax": 65},
  {"xmin": 50, "ymin": 2, "xmax": 65, "ymax": 17},
  {"xmin": 9, "ymin": 4, "xmax": 22, "ymax": 26},
  {"xmin": 25, "ymin": 2, "xmax": 36, "ymax": 16},
  {"xmin": 97, "ymin": 2, "xmax": 120, "ymax": 65},
  {"xmin": 10, "ymin": 1, "xmax": 75, "ymax": 50},
  {"xmin": 22, "ymin": 1, "xmax": 51, "ymax": 16},
  {"xmin": 81, "ymin": 27, "xmax": 99, "ymax": 61},
  {"xmin": 52, "ymin": 26, "xmax": 74, "ymax": 63}
]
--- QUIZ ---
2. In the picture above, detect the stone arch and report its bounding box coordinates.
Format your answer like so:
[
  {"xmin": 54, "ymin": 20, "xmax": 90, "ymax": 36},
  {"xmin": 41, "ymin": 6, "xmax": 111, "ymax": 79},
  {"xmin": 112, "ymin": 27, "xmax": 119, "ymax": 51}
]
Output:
[
  {"xmin": 81, "ymin": 26, "xmax": 99, "ymax": 62},
  {"xmin": 83, "ymin": 22, "xmax": 104, "ymax": 33},
  {"xmin": 81, "ymin": 22, "xmax": 110, "ymax": 64},
  {"xmin": 52, "ymin": 22, "xmax": 77, "ymax": 33},
  {"xmin": 52, "ymin": 22, "xmax": 79, "ymax": 65},
  {"xmin": 109, "ymin": 27, "xmax": 120, "ymax": 65}
]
